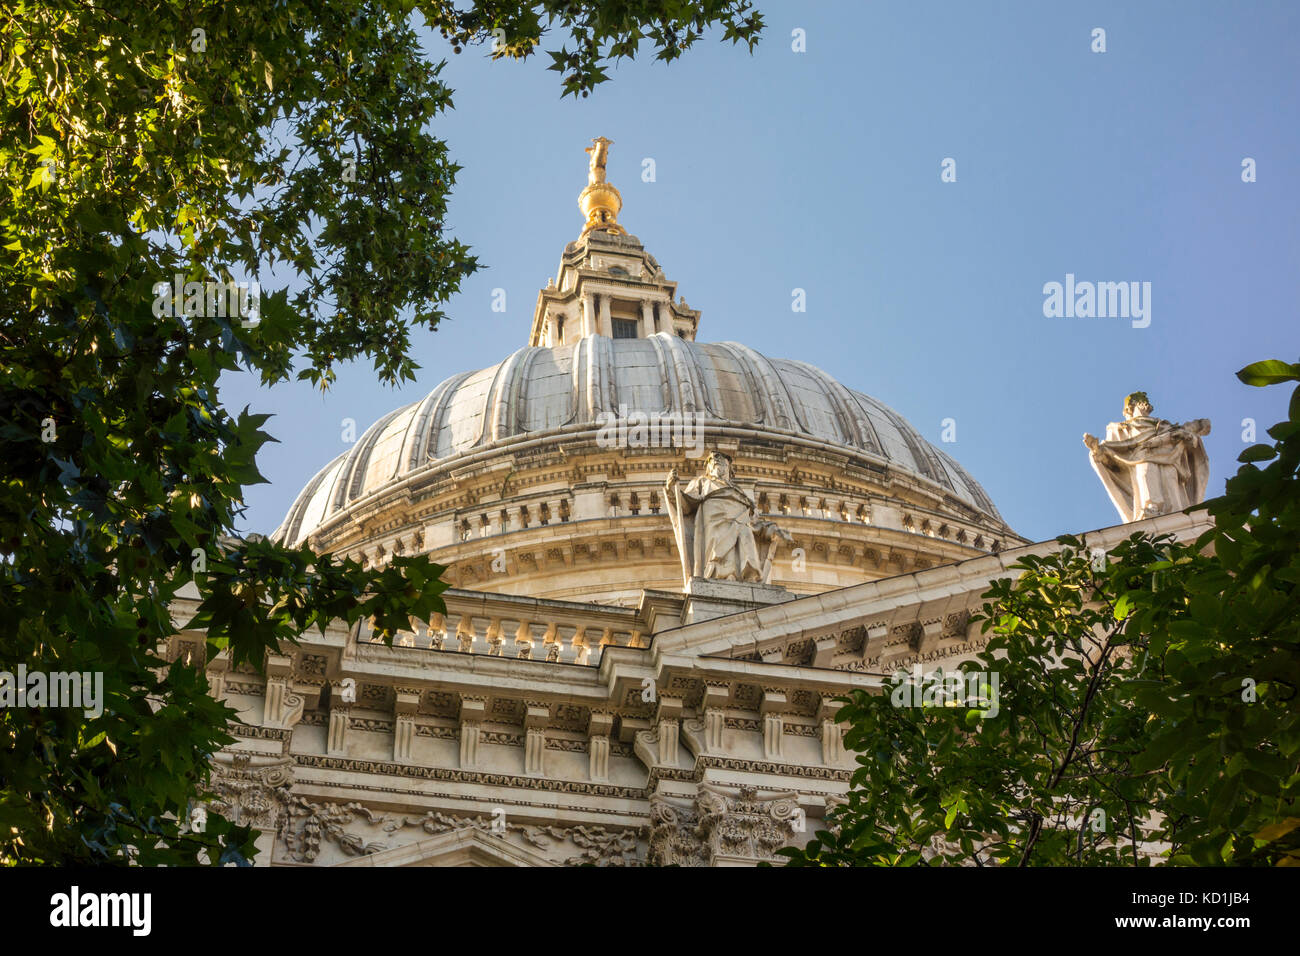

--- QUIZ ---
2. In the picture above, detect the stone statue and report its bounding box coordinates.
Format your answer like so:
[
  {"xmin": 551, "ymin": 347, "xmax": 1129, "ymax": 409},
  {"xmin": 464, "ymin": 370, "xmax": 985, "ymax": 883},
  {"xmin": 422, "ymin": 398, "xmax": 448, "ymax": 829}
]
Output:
[
  {"xmin": 585, "ymin": 136, "xmax": 612, "ymax": 186},
  {"xmin": 664, "ymin": 452, "xmax": 792, "ymax": 587},
  {"xmin": 1083, "ymin": 392, "xmax": 1211, "ymax": 522}
]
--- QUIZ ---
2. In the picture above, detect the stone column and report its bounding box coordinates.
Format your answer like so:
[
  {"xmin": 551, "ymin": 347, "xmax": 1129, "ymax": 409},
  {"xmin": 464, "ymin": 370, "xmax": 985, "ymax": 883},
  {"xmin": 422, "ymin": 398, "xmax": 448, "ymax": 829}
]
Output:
[
  {"xmin": 459, "ymin": 697, "xmax": 485, "ymax": 769},
  {"xmin": 821, "ymin": 717, "xmax": 842, "ymax": 765},
  {"xmin": 656, "ymin": 720, "xmax": 679, "ymax": 765},
  {"xmin": 761, "ymin": 689, "xmax": 787, "ymax": 761},
  {"xmin": 589, "ymin": 735, "xmax": 610, "ymax": 781},
  {"xmin": 702, "ymin": 683, "xmax": 728, "ymax": 753},
  {"xmin": 263, "ymin": 654, "xmax": 292, "ymax": 727},
  {"xmin": 588, "ymin": 711, "xmax": 613, "ymax": 781},
  {"xmin": 655, "ymin": 695, "xmax": 682, "ymax": 765},
  {"xmin": 327, "ymin": 706, "xmax": 349, "ymax": 756},
  {"xmin": 820, "ymin": 699, "xmax": 843, "ymax": 765},
  {"xmin": 704, "ymin": 709, "xmax": 725, "ymax": 753},
  {"xmin": 597, "ymin": 294, "xmax": 612, "ymax": 338},
  {"xmin": 264, "ymin": 677, "xmax": 285, "ymax": 727},
  {"xmin": 393, "ymin": 689, "xmax": 419, "ymax": 762},
  {"xmin": 524, "ymin": 701, "xmax": 549, "ymax": 776}
]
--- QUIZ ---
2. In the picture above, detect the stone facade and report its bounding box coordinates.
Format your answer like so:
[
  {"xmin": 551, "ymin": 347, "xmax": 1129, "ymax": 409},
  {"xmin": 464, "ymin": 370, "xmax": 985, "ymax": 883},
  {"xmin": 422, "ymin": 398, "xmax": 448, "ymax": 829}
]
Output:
[
  {"xmin": 175, "ymin": 509, "xmax": 1209, "ymax": 866},
  {"xmin": 179, "ymin": 142, "xmax": 1211, "ymax": 865}
]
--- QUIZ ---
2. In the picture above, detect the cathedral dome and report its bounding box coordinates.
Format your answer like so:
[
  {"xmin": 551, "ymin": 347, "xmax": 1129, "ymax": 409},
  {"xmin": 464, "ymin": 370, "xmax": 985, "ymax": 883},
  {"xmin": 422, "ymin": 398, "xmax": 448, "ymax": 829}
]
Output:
[
  {"xmin": 274, "ymin": 146, "xmax": 1020, "ymax": 604},
  {"xmin": 275, "ymin": 335, "xmax": 1003, "ymax": 549}
]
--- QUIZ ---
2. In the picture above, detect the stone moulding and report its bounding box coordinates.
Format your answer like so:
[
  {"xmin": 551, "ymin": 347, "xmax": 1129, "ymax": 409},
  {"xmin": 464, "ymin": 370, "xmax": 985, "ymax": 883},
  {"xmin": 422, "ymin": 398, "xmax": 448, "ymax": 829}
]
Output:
[
  {"xmin": 293, "ymin": 754, "xmax": 646, "ymax": 799},
  {"xmin": 278, "ymin": 796, "xmax": 645, "ymax": 866}
]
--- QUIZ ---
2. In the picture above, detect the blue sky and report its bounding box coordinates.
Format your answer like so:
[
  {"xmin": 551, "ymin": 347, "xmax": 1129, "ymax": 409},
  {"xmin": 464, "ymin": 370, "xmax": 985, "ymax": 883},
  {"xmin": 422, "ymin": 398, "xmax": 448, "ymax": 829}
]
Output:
[{"xmin": 223, "ymin": 0, "xmax": 1299, "ymax": 544}]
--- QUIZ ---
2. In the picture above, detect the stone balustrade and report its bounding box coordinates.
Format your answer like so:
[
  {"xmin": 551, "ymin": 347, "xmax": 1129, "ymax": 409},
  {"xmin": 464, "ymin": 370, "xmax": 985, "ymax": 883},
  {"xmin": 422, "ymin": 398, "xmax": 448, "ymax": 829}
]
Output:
[{"xmin": 359, "ymin": 586, "xmax": 648, "ymax": 666}]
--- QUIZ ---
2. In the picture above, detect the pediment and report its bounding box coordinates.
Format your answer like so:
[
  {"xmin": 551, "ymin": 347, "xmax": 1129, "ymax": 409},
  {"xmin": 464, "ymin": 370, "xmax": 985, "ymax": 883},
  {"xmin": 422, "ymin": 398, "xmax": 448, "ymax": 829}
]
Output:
[{"xmin": 333, "ymin": 829, "xmax": 557, "ymax": 867}]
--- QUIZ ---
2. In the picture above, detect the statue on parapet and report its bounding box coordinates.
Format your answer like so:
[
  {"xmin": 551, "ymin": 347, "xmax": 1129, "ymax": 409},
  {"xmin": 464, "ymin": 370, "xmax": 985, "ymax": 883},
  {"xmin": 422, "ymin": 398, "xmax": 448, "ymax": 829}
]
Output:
[
  {"xmin": 1083, "ymin": 391, "xmax": 1210, "ymax": 523},
  {"xmin": 664, "ymin": 451, "xmax": 792, "ymax": 588}
]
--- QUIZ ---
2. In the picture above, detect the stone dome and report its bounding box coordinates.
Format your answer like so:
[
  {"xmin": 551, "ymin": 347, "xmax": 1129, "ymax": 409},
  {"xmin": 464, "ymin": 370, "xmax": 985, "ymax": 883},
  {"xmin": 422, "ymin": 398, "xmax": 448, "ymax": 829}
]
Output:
[
  {"xmin": 275, "ymin": 335, "xmax": 1003, "ymax": 549},
  {"xmin": 273, "ymin": 173, "xmax": 1020, "ymax": 604}
]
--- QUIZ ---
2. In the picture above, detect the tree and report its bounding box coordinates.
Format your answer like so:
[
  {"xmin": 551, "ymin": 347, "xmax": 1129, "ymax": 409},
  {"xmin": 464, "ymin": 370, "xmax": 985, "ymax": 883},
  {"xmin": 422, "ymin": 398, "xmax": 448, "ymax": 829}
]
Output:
[
  {"xmin": 784, "ymin": 360, "xmax": 1300, "ymax": 867},
  {"xmin": 1132, "ymin": 359, "xmax": 1300, "ymax": 865},
  {"xmin": 782, "ymin": 533, "xmax": 1175, "ymax": 867},
  {"xmin": 0, "ymin": 0, "xmax": 764, "ymax": 865}
]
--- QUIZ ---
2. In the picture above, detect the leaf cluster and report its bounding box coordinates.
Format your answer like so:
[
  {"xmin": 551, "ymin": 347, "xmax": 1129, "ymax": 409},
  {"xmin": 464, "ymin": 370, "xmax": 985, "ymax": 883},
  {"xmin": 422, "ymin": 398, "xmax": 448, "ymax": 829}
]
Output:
[{"xmin": 1, "ymin": 0, "xmax": 756, "ymax": 864}]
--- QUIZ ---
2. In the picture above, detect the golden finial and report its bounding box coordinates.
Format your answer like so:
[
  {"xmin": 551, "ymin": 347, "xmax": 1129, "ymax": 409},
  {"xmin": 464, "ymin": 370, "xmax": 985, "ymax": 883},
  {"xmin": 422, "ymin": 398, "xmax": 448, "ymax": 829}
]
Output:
[{"xmin": 579, "ymin": 137, "xmax": 625, "ymax": 237}]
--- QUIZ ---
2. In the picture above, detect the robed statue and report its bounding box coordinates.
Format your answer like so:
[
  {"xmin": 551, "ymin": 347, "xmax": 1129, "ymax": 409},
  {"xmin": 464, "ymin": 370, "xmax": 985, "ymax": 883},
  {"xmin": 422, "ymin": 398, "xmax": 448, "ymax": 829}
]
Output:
[
  {"xmin": 1083, "ymin": 391, "xmax": 1211, "ymax": 523},
  {"xmin": 664, "ymin": 452, "xmax": 792, "ymax": 588}
]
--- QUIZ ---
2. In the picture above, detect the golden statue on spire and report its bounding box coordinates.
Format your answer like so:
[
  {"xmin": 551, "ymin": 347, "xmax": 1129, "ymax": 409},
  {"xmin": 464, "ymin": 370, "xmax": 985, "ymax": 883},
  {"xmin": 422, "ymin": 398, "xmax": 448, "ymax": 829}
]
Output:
[
  {"xmin": 579, "ymin": 136, "xmax": 625, "ymax": 237},
  {"xmin": 586, "ymin": 136, "xmax": 612, "ymax": 185}
]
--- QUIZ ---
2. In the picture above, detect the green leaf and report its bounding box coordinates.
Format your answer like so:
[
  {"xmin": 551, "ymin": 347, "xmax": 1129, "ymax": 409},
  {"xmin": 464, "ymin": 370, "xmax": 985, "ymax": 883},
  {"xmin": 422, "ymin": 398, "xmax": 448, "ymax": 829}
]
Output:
[
  {"xmin": 1238, "ymin": 444, "xmax": 1278, "ymax": 463},
  {"xmin": 1237, "ymin": 359, "xmax": 1300, "ymax": 387}
]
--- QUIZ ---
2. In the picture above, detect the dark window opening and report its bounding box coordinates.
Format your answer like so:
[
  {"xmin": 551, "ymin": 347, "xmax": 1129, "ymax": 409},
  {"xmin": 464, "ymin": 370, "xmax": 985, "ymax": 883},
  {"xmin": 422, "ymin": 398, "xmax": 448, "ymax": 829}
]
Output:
[{"xmin": 612, "ymin": 318, "xmax": 638, "ymax": 339}]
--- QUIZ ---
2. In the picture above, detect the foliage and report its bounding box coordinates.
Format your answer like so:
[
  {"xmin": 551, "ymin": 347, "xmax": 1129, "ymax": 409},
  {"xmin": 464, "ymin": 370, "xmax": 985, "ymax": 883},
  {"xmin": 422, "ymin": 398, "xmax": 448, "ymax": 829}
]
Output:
[
  {"xmin": 1134, "ymin": 359, "xmax": 1300, "ymax": 865},
  {"xmin": 784, "ymin": 360, "xmax": 1300, "ymax": 867},
  {"xmin": 0, "ymin": 0, "xmax": 763, "ymax": 864},
  {"xmin": 784, "ymin": 535, "xmax": 1175, "ymax": 867},
  {"xmin": 425, "ymin": 0, "xmax": 764, "ymax": 97}
]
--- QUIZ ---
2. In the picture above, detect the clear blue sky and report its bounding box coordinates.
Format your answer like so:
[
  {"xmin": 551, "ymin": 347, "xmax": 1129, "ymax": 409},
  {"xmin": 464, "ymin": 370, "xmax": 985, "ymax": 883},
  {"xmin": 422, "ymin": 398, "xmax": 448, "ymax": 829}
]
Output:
[{"xmin": 223, "ymin": 0, "xmax": 1300, "ymax": 544}]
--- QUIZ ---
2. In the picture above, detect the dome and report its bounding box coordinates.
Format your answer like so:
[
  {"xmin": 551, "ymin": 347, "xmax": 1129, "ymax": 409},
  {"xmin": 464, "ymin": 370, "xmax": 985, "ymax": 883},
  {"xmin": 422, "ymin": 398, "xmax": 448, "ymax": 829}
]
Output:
[
  {"xmin": 275, "ymin": 335, "xmax": 1003, "ymax": 549},
  {"xmin": 273, "ymin": 152, "xmax": 1020, "ymax": 604}
]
